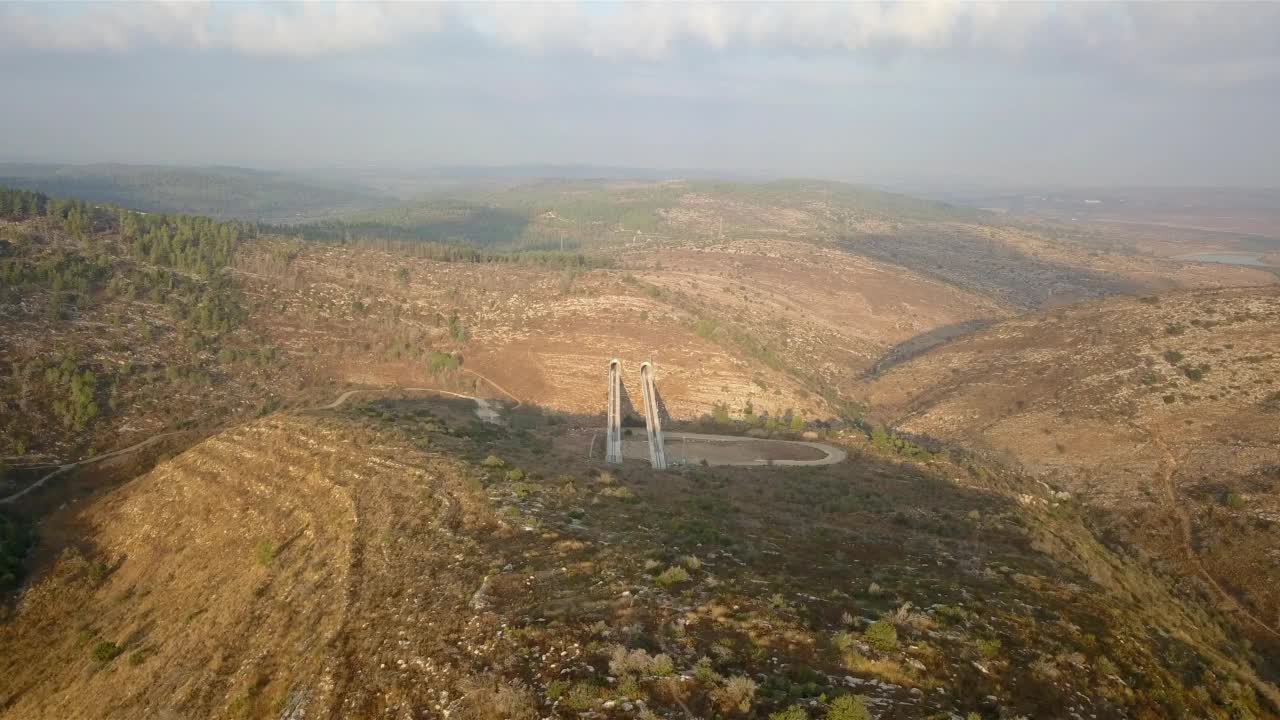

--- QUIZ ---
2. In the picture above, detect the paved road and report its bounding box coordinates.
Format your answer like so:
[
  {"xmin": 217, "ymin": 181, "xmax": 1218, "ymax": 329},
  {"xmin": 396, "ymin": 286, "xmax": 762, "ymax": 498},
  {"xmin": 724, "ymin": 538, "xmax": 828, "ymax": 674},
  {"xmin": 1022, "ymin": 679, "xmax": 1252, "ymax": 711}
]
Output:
[{"xmin": 626, "ymin": 431, "xmax": 847, "ymax": 467}]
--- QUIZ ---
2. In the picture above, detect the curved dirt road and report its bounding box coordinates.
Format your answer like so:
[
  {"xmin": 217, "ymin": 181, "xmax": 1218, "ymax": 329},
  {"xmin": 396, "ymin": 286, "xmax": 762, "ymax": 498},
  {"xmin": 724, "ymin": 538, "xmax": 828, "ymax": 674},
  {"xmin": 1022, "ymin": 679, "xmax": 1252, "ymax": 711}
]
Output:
[
  {"xmin": 0, "ymin": 431, "xmax": 182, "ymax": 506},
  {"xmin": 1, "ymin": 379, "xmax": 514, "ymax": 507},
  {"xmin": 1138, "ymin": 425, "xmax": 1280, "ymax": 640}
]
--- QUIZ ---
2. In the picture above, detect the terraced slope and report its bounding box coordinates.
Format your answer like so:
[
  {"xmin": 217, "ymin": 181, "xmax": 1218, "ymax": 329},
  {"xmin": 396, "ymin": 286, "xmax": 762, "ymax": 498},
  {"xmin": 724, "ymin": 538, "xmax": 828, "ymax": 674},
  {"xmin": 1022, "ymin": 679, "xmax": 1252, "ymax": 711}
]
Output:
[
  {"xmin": 860, "ymin": 286, "xmax": 1280, "ymax": 666},
  {"xmin": 2, "ymin": 400, "xmax": 1275, "ymax": 719}
]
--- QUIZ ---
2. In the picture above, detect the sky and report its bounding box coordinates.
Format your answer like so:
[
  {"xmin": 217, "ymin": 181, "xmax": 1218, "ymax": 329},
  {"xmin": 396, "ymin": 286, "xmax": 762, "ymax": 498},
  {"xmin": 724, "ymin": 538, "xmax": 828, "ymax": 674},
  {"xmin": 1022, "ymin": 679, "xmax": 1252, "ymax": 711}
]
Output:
[{"xmin": 2, "ymin": 1, "xmax": 1279, "ymax": 188}]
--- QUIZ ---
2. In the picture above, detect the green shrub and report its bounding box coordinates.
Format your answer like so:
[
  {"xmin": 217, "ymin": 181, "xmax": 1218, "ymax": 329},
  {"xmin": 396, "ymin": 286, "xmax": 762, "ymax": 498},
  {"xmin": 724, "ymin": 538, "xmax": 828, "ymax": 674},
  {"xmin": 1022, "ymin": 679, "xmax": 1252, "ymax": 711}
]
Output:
[
  {"xmin": 427, "ymin": 351, "xmax": 462, "ymax": 375},
  {"xmin": 832, "ymin": 631, "xmax": 859, "ymax": 655},
  {"xmin": 505, "ymin": 468, "xmax": 525, "ymax": 482},
  {"xmin": 560, "ymin": 682, "xmax": 598, "ymax": 711},
  {"xmin": 545, "ymin": 680, "xmax": 569, "ymax": 701},
  {"xmin": 769, "ymin": 705, "xmax": 808, "ymax": 720},
  {"xmin": 716, "ymin": 676, "xmax": 757, "ymax": 713},
  {"xmin": 91, "ymin": 640, "xmax": 123, "ymax": 663},
  {"xmin": 976, "ymin": 638, "xmax": 1002, "ymax": 660},
  {"xmin": 600, "ymin": 485, "xmax": 636, "ymax": 501},
  {"xmin": 863, "ymin": 621, "xmax": 898, "ymax": 652},
  {"xmin": 480, "ymin": 455, "xmax": 506, "ymax": 468},
  {"xmin": 827, "ymin": 695, "xmax": 870, "ymax": 720},
  {"xmin": 651, "ymin": 653, "xmax": 676, "ymax": 676},
  {"xmin": 712, "ymin": 402, "xmax": 732, "ymax": 425},
  {"xmin": 254, "ymin": 538, "xmax": 275, "ymax": 566},
  {"xmin": 693, "ymin": 656, "xmax": 722, "ymax": 684},
  {"xmin": 655, "ymin": 566, "xmax": 691, "ymax": 588}
]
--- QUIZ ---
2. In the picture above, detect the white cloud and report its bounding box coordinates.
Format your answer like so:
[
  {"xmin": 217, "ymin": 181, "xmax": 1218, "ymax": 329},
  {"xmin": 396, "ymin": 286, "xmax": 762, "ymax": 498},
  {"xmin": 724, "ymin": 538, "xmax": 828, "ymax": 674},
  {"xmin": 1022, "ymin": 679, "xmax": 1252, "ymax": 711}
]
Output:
[{"xmin": 1, "ymin": 2, "xmax": 1278, "ymax": 84}]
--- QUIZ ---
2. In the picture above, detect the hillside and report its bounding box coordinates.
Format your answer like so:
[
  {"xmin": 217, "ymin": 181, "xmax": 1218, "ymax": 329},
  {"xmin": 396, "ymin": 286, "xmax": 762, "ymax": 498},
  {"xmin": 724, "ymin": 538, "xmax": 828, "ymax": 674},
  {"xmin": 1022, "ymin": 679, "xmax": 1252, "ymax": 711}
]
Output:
[
  {"xmin": 3, "ymin": 401, "xmax": 1275, "ymax": 719},
  {"xmin": 302, "ymin": 179, "xmax": 1275, "ymax": 306},
  {"xmin": 0, "ymin": 163, "xmax": 387, "ymax": 222},
  {"xmin": 861, "ymin": 287, "xmax": 1280, "ymax": 663},
  {"xmin": 3, "ymin": 181, "xmax": 1280, "ymax": 718}
]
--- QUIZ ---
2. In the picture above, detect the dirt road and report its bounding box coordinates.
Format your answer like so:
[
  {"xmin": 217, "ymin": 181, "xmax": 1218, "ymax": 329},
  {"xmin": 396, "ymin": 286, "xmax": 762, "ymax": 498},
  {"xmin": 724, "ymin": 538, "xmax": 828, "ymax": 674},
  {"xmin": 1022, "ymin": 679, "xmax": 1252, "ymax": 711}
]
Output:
[
  {"xmin": 1140, "ymin": 425, "xmax": 1280, "ymax": 640},
  {"xmin": 0, "ymin": 431, "xmax": 182, "ymax": 506},
  {"xmin": 2, "ymin": 380, "xmax": 513, "ymax": 507}
]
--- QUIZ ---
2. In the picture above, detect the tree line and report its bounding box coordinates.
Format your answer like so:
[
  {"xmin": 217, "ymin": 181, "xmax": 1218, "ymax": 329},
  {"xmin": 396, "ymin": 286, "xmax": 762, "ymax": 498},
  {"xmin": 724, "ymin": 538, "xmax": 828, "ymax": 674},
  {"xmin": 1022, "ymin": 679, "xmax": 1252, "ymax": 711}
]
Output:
[{"xmin": 263, "ymin": 222, "xmax": 611, "ymax": 268}]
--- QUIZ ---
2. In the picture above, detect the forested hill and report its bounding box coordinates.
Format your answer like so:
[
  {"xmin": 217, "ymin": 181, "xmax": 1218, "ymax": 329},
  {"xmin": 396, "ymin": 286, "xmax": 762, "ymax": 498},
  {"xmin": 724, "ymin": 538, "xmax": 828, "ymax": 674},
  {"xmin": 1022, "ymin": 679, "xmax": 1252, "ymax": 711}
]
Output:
[{"xmin": 0, "ymin": 163, "xmax": 386, "ymax": 222}]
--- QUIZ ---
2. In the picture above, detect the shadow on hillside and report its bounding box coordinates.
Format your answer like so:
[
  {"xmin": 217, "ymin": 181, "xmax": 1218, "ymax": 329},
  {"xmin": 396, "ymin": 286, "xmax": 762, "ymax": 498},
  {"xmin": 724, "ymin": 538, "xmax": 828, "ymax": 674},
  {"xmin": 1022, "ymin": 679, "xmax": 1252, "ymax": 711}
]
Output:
[
  {"xmin": 5, "ymin": 391, "xmax": 1277, "ymax": 715},
  {"xmin": 448, "ymin": 398, "xmax": 1280, "ymax": 717}
]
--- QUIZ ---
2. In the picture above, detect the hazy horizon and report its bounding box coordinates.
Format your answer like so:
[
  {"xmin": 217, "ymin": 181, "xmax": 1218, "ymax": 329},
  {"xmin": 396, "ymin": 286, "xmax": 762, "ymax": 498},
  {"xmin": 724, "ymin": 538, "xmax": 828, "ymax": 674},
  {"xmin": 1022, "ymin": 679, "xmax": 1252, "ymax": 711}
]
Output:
[{"xmin": 3, "ymin": 2, "xmax": 1280, "ymax": 188}]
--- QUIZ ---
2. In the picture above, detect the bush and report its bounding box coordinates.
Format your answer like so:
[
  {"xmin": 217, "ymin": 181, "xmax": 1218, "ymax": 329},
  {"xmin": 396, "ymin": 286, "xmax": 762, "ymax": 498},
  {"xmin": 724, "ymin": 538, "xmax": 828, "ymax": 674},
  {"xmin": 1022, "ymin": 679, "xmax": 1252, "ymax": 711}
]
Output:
[
  {"xmin": 712, "ymin": 402, "xmax": 732, "ymax": 425},
  {"xmin": 655, "ymin": 566, "xmax": 691, "ymax": 588},
  {"xmin": 827, "ymin": 695, "xmax": 871, "ymax": 720},
  {"xmin": 651, "ymin": 654, "xmax": 676, "ymax": 676},
  {"xmin": 560, "ymin": 682, "xmax": 599, "ymax": 711},
  {"xmin": 254, "ymin": 538, "xmax": 275, "ymax": 566},
  {"xmin": 863, "ymin": 621, "xmax": 898, "ymax": 652},
  {"xmin": 545, "ymin": 680, "xmax": 569, "ymax": 701},
  {"xmin": 91, "ymin": 640, "xmax": 123, "ymax": 663},
  {"xmin": 600, "ymin": 485, "xmax": 636, "ymax": 501},
  {"xmin": 976, "ymin": 638, "xmax": 1002, "ymax": 660},
  {"xmin": 505, "ymin": 468, "xmax": 525, "ymax": 482},
  {"xmin": 427, "ymin": 351, "xmax": 462, "ymax": 375},
  {"xmin": 693, "ymin": 656, "xmax": 723, "ymax": 684},
  {"xmin": 609, "ymin": 646, "xmax": 654, "ymax": 675},
  {"xmin": 1163, "ymin": 350, "xmax": 1184, "ymax": 365},
  {"xmin": 769, "ymin": 705, "xmax": 808, "ymax": 720},
  {"xmin": 713, "ymin": 676, "xmax": 757, "ymax": 713},
  {"xmin": 832, "ymin": 631, "xmax": 859, "ymax": 655},
  {"xmin": 457, "ymin": 673, "xmax": 538, "ymax": 720},
  {"xmin": 480, "ymin": 455, "xmax": 506, "ymax": 468}
]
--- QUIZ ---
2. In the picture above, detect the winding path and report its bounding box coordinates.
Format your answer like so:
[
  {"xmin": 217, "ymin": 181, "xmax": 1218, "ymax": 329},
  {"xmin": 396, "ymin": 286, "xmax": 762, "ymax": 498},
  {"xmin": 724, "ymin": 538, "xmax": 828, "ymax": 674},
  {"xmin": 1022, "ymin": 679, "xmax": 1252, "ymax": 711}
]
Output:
[
  {"xmin": 0, "ymin": 431, "xmax": 182, "ymax": 506},
  {"xmin": 1137, "ymin": 424, "xmax": 1280, "ymax": 640},
  {"xmin": 1, "ymin": 374, "xmax": 519, "ymax": 507}
]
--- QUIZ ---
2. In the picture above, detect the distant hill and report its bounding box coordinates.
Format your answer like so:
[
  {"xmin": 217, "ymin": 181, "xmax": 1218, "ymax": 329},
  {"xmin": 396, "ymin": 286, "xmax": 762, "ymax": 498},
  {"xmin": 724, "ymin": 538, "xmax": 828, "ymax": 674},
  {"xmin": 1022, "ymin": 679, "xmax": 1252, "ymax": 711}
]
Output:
[
  {"xmin": 861, "ymin": 286, "xmax": 1280, "ymax": 658},
  {"xmin": 0, "ymin": 163, "xmax": 388, "ymax": 222},
  {"xmin": 287, "ymin": 178, "xmax": 986, "ymax": 252}
]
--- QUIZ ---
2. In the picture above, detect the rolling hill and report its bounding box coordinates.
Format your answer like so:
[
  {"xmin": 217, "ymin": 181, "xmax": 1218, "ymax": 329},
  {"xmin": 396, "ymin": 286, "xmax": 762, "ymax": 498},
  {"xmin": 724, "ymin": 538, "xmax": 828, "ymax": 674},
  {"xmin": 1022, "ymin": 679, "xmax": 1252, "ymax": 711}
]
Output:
[
  {"xmin": 3, "ymin": 179, "xmax": 1280, "ymax": 718},
  {"xmin": 0, "ymin": 163, "xmax": 388, "ymax": 222},
  {"xmin": 861, "ymin": 287, "xmax": 1280, "ymax": 669}
]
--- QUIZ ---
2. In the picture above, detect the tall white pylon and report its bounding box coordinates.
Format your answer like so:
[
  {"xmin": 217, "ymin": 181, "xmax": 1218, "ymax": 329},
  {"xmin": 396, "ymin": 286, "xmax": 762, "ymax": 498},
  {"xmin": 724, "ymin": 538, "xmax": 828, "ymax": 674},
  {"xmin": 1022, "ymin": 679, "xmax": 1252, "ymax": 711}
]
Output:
[
  {"xmin": 606, "ymin": 359, "xmax": 623, "ymax": 464},
  {"xmin": 639, "ymin": 361, "xmax": 668, "ymax": 470}
]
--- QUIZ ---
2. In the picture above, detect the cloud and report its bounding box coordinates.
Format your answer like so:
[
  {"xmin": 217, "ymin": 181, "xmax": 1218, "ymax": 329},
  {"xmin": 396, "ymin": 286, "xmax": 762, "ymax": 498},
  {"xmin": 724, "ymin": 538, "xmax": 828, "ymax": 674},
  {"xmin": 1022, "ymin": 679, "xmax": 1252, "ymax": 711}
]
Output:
[
  {"xmin": 2, "ymin": 1, "xmax": 1279, "ymax": 84},
  {"xmin": 0, "ymin": 2, "xmax": 443, "ymax": 55}
]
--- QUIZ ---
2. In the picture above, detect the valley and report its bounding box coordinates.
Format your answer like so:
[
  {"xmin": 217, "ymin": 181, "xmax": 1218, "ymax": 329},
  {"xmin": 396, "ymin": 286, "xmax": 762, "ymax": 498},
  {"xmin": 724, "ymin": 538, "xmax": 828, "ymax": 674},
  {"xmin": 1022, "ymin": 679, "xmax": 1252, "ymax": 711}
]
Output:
[{"xmin": 2, "ymin": 175, "xmax": 1279, "ymax": 719}]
